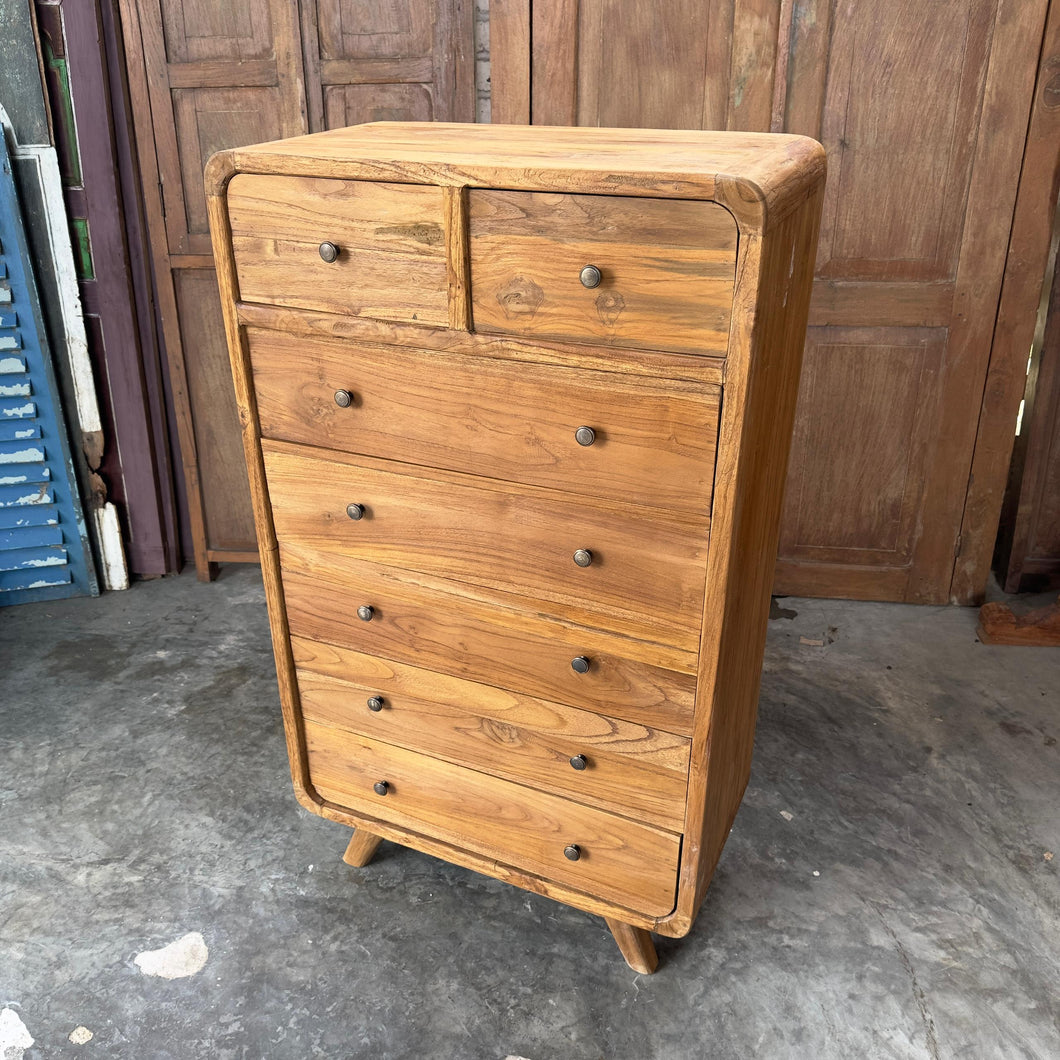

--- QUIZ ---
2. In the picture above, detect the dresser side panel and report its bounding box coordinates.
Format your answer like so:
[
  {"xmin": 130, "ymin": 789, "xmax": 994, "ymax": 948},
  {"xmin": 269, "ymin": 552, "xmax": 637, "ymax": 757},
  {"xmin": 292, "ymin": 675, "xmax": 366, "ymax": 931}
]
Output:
[{"xmin": 662, "ymin": 180, "xmax": 826, "ymax": 936}]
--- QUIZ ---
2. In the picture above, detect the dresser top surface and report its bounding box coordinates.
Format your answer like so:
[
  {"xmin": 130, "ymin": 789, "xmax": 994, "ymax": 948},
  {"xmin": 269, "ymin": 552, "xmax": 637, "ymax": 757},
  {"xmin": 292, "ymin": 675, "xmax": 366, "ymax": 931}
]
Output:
[{"xmin": 206, "ymin": 122, "xmax": 825, "ymax": 230}]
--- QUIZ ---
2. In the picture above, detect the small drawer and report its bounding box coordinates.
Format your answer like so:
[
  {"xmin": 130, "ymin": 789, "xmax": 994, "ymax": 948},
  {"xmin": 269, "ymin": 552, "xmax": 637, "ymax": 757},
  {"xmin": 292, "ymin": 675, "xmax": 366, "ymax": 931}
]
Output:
[
  {"xmin": 247, "ymin": 328, "xmax": 719, "ymax": 516},
  {"xmin": 263, "ymin": 442, "xmax": 708, "ymax": 651},
  {"xmin": 469, "ymin": 191, "xmax": 737, "ymax": 355},
  {"xmin": 293, "ymin": 636, "xmax": 691, "ymax": 829},
  {"xmin": 227, "ymin": 175, "xmax": 448, "ymax": 325},
  {"xmin": 280, "ymin": 559, "xmax": 697, "ymax": 736},
  {"xmin": 305, "ymin": 721, "xmax": 682, "ymax": 916}
]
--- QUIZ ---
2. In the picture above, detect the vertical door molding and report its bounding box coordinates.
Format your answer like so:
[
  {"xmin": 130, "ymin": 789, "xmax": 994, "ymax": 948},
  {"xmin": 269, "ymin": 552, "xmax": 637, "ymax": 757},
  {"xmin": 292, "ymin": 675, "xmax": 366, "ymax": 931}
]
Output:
[{"xmin": 951, "ymin": 0, "xmax": 1060, "ymax": 603}]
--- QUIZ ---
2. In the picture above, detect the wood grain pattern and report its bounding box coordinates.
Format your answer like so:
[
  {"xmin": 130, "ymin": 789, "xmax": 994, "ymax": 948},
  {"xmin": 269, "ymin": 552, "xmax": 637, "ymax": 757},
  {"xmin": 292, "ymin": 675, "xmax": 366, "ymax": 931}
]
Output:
[
  {"xmin": 238, "ymin": 302, "xmax": 726, "ymax": 385},
  {"xmin": 247, "ymin": 327, "xmax": 720, "ymax": 513},
  {"xmin": 204, "ymin": 123, "xmax": 827, "ymax": 231},
  {"xmin": 279, "ymin": 556, "xmax": 698, "ymax": 734},
  {"xmin": 228, "ymin": 174, "xmax": 447, "ymax": 324},
  {"xmin": 208, "ymin": 123, "xmax": 826, "ymax": 958},
  {"xmin": 605, "ymin": 918, "xmax": 658, "ymax": 975},
  {"xmin": 263, "ymin": 440, "xmax": 708, "ymax": 648},
  {"xmin": 469, "ymin": 190, "xmax": 736, "ymax": 356},
  {"xmin": 488, "ymin": 0, "xmax": 530, "ymax": 124},
  {"xmin": 293, "ymin": 635, "xmax": 691, "ymax": 828},
  {"xmin": 342, "ymin": 828, "xmax": 382, "ymax": 867},
  {"xmin": 953, "ymin": 0, "xmax": 1060, "ymax": 602},
  {"xmin": 673, "ymin": 183, "xmax": 825, "ymax": 936},
  {"xmin": 306, "ymin": 720, "xmax": 682, "ymax": 916}
]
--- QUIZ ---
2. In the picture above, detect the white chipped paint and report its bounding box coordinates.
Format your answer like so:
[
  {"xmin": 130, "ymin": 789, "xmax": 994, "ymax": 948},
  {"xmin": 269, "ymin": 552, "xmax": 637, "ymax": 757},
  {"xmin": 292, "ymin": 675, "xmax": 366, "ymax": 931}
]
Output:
[
  {"xmin": 0, "ymin": 446, "xmax": 45, "ymax": 464},
  {"xmin": 0, "ymin": 403, "xmax": 34, "ymax": 419},
  {"xmin": 0, "ymin": 1008, "xmax": 34, "ymax": 1059},
  {"xmin": 13, "ymin": 487, "xmax": 49, "ymax": 505},
  {"xmin": 0, "ymin": 353, "xmax": 24, "ymax": 369},
  {"xmin": 69, "ymin": 1026, "xmax": 93, "ymax": 1045},
  {"xmin": 135, "ymin": 932, "xmax": 209, "ymax": 979},
  {"xmin": 2, "ymin": 105, "xmax": 126, "ymax": 589},
  {"xmin": 0, "ymin": 336, "xmax": 18, "ymax": 350},
  {"xmin": 0, "ymin": 383, "xmax": 30, "ymax": 397},
  {"xmin": 13, "ymin": 428, "xmax": 34, "ymax": 438},
  {"xmin": 23, "ymin": 554, "xmax": 66, "ymax": 567},
  {"xmin": 0, "ymin": 288, "xmax": 11, "ymax": 304},
  {"xmin": 94, "ymin": 502, "xmax": 129, "ymax": 590}
]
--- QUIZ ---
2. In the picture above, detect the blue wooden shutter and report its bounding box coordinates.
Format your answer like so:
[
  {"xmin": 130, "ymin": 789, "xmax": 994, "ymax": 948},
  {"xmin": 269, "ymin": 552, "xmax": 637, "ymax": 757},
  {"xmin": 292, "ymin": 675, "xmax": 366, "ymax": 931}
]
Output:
[{"xmin": 0, "ymin": 133, "xmax": 96, "ymax": 604}]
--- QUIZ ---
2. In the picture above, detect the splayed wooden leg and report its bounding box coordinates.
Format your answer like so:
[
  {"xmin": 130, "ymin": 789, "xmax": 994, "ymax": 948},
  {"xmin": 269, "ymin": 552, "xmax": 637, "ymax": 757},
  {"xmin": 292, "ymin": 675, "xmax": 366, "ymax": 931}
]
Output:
[
  {"xmin": 342, "ymin": 829, "xmax": 383, "ymax": 867},
  {"xmin": 605, "ymin": 917, "xmax": 659, "ymax": 974}
]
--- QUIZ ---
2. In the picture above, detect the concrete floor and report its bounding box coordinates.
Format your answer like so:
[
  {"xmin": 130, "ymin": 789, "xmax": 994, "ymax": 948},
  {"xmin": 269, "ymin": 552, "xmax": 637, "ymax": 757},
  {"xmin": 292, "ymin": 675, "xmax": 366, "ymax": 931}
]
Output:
[{"xmin": 1, "ymin": 567, "xmax": 1057, "ymax": 1059}]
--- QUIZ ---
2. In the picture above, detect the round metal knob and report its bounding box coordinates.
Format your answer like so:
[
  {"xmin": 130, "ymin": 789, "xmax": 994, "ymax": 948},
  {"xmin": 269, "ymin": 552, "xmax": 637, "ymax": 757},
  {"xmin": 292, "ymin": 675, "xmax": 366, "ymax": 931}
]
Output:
[
  {"xmin": 563, "ymin": 844, "xmax": 581, "ymax": 861},
  {"xmin": 346, "ymin": 502, "xmax": 366, "ymax": 521},
  {"xmin": 571, "ymin": 656, "xmax": 591, "ymax": 674},
  {"xmin": 373, "ymin": 780, "xmax": 389, "ymax": 796},
  {"xmin": 367, "ymin": 696, "xmax": 385, "ymax": 712},
  {"xmin": 569, "ymin": 754, "xmax": 588, "ymax": 771},
  {"xmin": 357, "ymin": 605, "xmax": 375, "ymax": 622},
  {"xmin": 334, "ymin": 389, "xmax": 354, "ymax": 408},
  {"xmin": 574, "ymin": 425, "xmax": 596, "ymax": 447},
  {"xmin": 319, "ymin": 241, "xmax": 339, "ymax": 263},
  {"xmin": 579, "ymin": 264, "xmax": 602, "ymax": 289},
  {"xmin": 573, "ymin": 549, "xmax": 593, "ymax": 568}
]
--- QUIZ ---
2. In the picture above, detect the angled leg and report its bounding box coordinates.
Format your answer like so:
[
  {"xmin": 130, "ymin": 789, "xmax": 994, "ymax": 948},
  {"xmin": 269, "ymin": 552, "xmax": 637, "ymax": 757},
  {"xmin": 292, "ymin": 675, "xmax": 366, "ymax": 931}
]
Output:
[
  {"xmin": 605, "ymin": 917, "xmax": 659, "ymax": 974},
  {"xmin": 342, "ymin": 829, "xmax": 383, "ymax": 868}
]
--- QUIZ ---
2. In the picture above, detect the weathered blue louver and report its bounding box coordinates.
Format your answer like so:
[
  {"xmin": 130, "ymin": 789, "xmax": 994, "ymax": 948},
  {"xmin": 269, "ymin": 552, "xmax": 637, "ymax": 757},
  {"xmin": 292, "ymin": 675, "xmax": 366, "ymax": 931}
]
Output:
[{"xmin": 0, "ymin": 131, "xmax": 96, "ymax": 604}]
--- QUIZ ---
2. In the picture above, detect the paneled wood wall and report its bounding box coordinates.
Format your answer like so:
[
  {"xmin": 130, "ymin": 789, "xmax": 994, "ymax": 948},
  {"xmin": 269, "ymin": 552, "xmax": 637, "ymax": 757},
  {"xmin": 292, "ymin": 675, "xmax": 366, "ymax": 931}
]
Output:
[
  {"xmin": 118, "ymin": 0, "xmax": 473, "ymax": 578},
  {"xmin": 492, "ymin": 0, "xmax": 1060, "ymax": 604}
]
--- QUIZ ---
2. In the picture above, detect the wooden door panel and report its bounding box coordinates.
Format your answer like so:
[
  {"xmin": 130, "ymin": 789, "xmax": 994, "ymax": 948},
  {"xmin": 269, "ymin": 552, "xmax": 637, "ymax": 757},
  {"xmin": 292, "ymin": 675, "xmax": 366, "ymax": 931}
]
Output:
[
  {"xmin": 514, "ymin": 0, "xmax": 1050, "ymax": 601},
  {"xmin": 812, "ymin": 0, "xmax": 992, "ymax": 281},
  {"xmin": 777, "ymin": 328, "xmax": 944, "ymax": 568},
  {"xmin": 302, "ymin": 0, "xmax": 473, "ymax": 133},
  {"xmin": 160, "ymin": 0, "xmax": 273, "ymax": 62},
  {"xmin": 530, "ymin": 0, "xmax": 778, "ymax": 130},
  {"xmin": 173, "ymin": 270, "xmax": 256, "ymax": 552},
  {"xmin": 772, "ymin": 0, "xmax": 1048, "ymax": 601},
  {"xmin": 316, "ymin": 0, "xmax": 433, "ymax": 60},
  {"xmin": 172, "ymin": 87, "xmax": 287, "ymax": 252},
  {"xmin": 120, "ymin": 0, "xmax": 473, "ymax": 576},
  {"xmin": 323, "ymin": 83, "xmax": 434, "ymax": 128}
]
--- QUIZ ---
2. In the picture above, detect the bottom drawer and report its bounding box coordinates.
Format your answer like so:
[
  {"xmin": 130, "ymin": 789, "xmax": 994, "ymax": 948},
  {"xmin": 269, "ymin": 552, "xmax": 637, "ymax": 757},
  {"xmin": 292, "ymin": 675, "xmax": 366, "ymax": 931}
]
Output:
[{"xmin": 306, "ymin": 720, "xmax": 681, "ymax": 917}]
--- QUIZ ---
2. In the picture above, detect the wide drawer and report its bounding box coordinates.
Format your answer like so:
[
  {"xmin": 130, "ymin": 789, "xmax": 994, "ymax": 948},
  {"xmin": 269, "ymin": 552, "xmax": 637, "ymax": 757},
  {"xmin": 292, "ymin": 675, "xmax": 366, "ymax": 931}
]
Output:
[
  {"xmin": 248, "ymin": 328, "xmax": 719, "ymax": 516},
  {"xmin": 306, "ymin": 720, "xmax": 682, "ymax": 916},
  {"xmin": 279, "ymin": 557, "xmax": 697, "ymax": 736},
  {"xmin": 263, "ymin": 441, "xmax": 708, "ymax": 650},
  {"xmin": 293, "ymin": 636, "xmax": 691, "ymax": 829},
  {"xmin": 469, "ymin": 191, "xmax": 737, "ymax": 355},
  {"xmin": 227, "ymin": 175, "xmax": 448, "ymax": 325}
]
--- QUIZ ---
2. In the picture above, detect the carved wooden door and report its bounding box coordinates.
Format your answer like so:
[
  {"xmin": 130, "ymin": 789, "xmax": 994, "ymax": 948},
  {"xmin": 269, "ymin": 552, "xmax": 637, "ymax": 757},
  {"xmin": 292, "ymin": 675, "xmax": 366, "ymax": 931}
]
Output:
[
  {"xmin": 119, "ymin": 0, "xmax": 473, "ymax": 578},
  {"xmin": 513, "ymin": 0, "xmax": 1050, "ymax": 603}
]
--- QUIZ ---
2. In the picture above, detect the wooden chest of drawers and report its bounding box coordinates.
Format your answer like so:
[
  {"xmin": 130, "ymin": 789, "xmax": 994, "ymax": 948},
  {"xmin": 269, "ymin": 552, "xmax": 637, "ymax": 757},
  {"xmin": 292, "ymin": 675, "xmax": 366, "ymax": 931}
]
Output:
[{"xmin": 206, "ymin": 123, "xmax": 825, "ymax": 973}]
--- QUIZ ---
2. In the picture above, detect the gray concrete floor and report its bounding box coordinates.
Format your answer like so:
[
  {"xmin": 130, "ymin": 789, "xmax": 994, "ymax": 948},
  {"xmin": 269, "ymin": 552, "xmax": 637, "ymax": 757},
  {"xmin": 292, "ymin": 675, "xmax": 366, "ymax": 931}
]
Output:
[{"xmin": 1, "ymin": 567, "xmax": 1057, "ymax": 1059}]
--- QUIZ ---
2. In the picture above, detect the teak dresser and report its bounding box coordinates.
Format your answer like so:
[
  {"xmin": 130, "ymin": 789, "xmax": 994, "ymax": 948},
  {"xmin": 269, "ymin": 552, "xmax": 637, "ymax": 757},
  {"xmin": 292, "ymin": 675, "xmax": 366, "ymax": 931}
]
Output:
[{"xmin": 206, "ymin": 123, "xmax": 825, "ymax": 973}]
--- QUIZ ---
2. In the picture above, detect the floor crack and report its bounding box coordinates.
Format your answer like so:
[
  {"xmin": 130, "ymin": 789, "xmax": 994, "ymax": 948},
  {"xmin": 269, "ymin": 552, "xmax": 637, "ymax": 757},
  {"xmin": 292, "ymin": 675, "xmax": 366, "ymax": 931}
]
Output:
[{"xmin": 872, "ymin": 904, "xmax": 941, "ymax": 1060}]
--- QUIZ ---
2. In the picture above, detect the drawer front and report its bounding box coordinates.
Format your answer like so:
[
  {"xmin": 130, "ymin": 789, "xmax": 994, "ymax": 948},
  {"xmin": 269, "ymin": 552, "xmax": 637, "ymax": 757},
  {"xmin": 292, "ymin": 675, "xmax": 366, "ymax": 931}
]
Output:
[
  {"xmin": 227, "ymin": 175, "xmax": 448, "ymax": 325},
  {"xmin": 280, "ymin": 560, "xmax": 697, "ymax": 736},
  {"xmin": 306, "ymin": 721, "xmax": 682, "ymax": 916},
  {"xmin": 293, "ymin": 636, "xmax": 691, "ymax": 829},
  {"xmin": 469, "ymin": 191, "xmax": 737, "ymax": 356},
  {"xmin": 248, "ymin": 328, "xmax": 720, "ymax": 516},
  {"xmin": 263, "ymin": 443, "xmax": 708, "ymax": 649}
]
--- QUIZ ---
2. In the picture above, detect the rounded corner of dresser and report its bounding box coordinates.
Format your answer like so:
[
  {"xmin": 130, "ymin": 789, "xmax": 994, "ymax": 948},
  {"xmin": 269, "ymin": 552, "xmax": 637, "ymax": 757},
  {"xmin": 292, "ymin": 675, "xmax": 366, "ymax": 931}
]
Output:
[
  {"xmin": 204, "ymin": 150, "xmax": 240, "ymax": 198},
  {"xmin": 712, "ymin": 173, "xmax": 768, "ymax": 231},
  {"xmin": 291, "ymin": 774, "xmax": 326, "ymax": 815}
]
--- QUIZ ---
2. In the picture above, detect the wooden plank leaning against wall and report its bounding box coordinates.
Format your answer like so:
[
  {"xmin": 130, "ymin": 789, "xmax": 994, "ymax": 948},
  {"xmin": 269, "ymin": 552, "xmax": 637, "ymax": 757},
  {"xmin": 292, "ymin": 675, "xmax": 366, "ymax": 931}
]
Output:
[
  {"xmin": 117, "ymin": 0, "xmax": 474, "ymax": 579},
  {"xmin": 492, "ymin": 0, "xmax": 1058, "ymax": 606}
]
